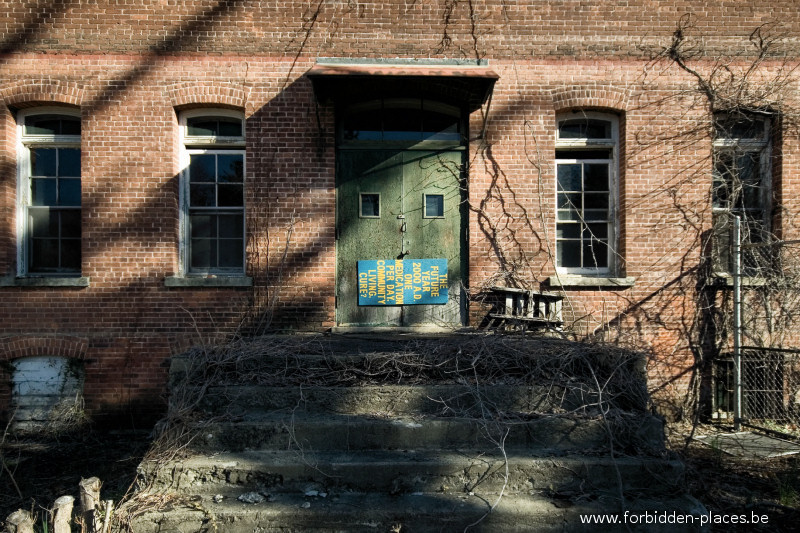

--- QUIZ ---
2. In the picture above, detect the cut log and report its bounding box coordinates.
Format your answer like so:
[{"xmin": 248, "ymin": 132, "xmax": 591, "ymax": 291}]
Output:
[
  {"xmin": 4, "ymin": 510, "xmax": 34, "ymax": 533},
  {"xmin": 79, "ymin": 477, "xmax": 102, "ymax": 533},
  {"xmin": 52, "ymin": 495, "xmax": 75, "ymax": 533}
]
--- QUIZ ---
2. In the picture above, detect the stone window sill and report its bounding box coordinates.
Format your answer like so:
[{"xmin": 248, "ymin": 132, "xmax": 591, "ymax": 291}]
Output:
[
  {"xmin": 0, "ymin": 276, "xmax": 90, "ymax": 288},
  {"xmin": 165, "ymin": 275, "xmax": 253, "ymax": 288},
  {"xmin": 711, "ymin": 273, "xmax": 767, "ymax": 288},
  {"xmin": 546, "ymin": 275, "xmax": 636, "ymax": 288}
]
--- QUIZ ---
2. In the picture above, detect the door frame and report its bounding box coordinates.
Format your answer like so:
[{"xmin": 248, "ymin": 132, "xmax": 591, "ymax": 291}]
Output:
[{"xmin": 333, "ymin": 97, "xmax": 469, "ymax": 329}]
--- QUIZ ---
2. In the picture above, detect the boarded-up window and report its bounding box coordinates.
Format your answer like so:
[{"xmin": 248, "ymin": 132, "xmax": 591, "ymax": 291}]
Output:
[{"xmin": 11, "ymin": 357, "xmax": 84, "ymax": 430}]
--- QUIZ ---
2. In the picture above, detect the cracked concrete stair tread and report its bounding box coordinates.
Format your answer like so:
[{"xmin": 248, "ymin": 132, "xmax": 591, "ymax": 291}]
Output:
[
  {"xmin": 192, "ymin": 412, "xmax": 663, "ymax": 454},
  {"xmin": 145, "ymin": 449, "xmax": 685, "ymax": 496},
  {"xmin": 129, "ymin": 491, "xmax": 706, "ymax": 533}
]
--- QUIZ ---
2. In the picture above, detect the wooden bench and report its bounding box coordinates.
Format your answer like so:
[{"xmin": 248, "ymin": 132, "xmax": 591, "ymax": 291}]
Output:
[{"xmin": 485, "ymin": 286, "xmax": 564, "ymax": 331}]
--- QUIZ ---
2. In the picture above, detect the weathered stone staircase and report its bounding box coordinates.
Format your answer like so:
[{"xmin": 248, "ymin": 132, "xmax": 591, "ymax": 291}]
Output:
[{"xmin": 129, "ymin": 334, "xmax": 704, "ymax": 532}]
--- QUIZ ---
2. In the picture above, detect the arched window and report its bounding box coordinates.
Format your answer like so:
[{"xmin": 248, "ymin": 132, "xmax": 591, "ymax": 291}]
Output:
[
  {"xmin": 179, "ymin": 109, "xmax": 246, "ymax": 275},
  {"xmin": 555, "ymin": 112, "xmax": 619, "ymax": 275},
  {"xmin": 17, "ymin": 108, "xmax": 82, "ymax": 276},
  {"xmin": 11, "ymin": 356, "xmax": 84, "ymax": 430}
]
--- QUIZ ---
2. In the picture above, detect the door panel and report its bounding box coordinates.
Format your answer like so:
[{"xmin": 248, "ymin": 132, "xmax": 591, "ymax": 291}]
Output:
[
  {"xmin": 336, "ymin": 149, "xmax": 464, "ymax": 327},
  {"xmin": 337, "ymin": 150, "xmax": 403, "ymax": 326},
  {"xmin": 401, "ymin": 151, "xmax": 463, "ymax": 326}
]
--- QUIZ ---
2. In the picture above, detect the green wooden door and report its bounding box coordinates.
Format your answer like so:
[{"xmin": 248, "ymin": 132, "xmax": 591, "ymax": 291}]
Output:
[{"xmin": 336, "ymin": 149, "xmax": 464, "ymax": 327}]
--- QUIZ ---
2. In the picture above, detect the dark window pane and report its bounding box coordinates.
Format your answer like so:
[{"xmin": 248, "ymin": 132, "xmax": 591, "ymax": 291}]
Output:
[
  {"xmin": 742, "ymin": 182, "xmax": 762, "ymax": 211},
  {"xmin": 584, "ymin": 164, "xmax": 609, "ymax": 192},
  {"xmin": 425, "ymin": 194, "xmax": 444, "ymax": 217},
  {"xmin": 423, "ymin": 111, "xmax": 460, "ymax": 141},
  {"xmin": 586, "ymin": 223, "xmax": 609, "ymax": 240},
  {"xmin": 190, "ymin": 214, "xmax": 214, "ymax": 238},
  {"xmin": 217, "ymin": 117, "xmax": 243, "ymax": 137},
  {"xmin": 583, "ymin": 209, "xmax": 609, "ymax": 221},
  {"xmin": 583, "ymin": 193, "xmax": 609, "ymax": 209},
  {"xmin": 584, "ymin": 241, "xmax": 608, "ymax": 268},
  {"xmin": 557, "ymin": 208, "xmax": 581, "ymax": 221},
  {"xmin": 188, "ymin": 117, "xmax": 243, "ymax": 137},
  {"xmin": 60, "ymin": 240, "xmax": 81, "ymax": 270},
  {"xmin": 218, "ymin": 214, "xmax": 243, "ymax": 239},
  {"xmin": 557, "ymin": 241, "xmax": 581, "ymax": 268},
  {"xmin": 25, "ymin": 115, "xmax": 80, "ymax": 136},
  {"xmin": 343, "ymin": 108, "xmax": 383, "ymax": 141},
  {"xmin": 32, "ymin": 178, "xmax": 56, "ymax": 206},
  {"xmin": 60, "ymin": 117, "xmax": 81, "ymax": 136},
  {"xmin": 556, "ymin": 149, "xmax": 612, "ymax": 160},
  {"xmin": 558, "ymin": 193, "xmax": 581, "ymax": 209},
  {"xmin": 26, "ymin": 117, "xmax": 60, "ymax": 135},
  {"xmin": 60, "ymin": 210, "xmax": 81, "ymax": 239},
  {"xmin": 218, "ymin": 185, "xmax": 243, "ymax": 207},
  {"xmin": 189, "ymin": 154, "xmax": 216, "ymax": 182},
  {"xmin": 58, "ymin": 178, "xmax": 81, "ymax": 206},
  {"xmin": 190, "ymin": 239, "xmax": 214, "ymax": 270},
  {"xmin": 30, "ymin": 209, "xmax": 56, "ymax": 238},
  {"xmin": 556, "ymin": 223, "xmax": 581, "ymax": 239},
  {"xmin": 360, "ymin": 194, "xmax": 380, "ymax": 217},
  {"xmin": 715, "ymin": 115, "xmax": 766, "ymax": 139},
  {"xmin": 737, "ymin": 152, "xmax": 760, "ymax": 183},
  {"xmin": 190, "ymin": 184, "xmax": 216, "ymax": 207},
  {"xmin": 557, "ymin": 164, "xmax": 582, "ymax": 191},
  {"xmin": 187, "ymin": 118, "xmax": 216, "ymax": 137},
  {"xmin": 31, "ymin": 239, "xmax": 59, "ymax": 270},
  {"xmin": 218, "ymin": 240, "xmax": 244, "ymax": 268},
  {"xmin": 31, "ymin": 148, "xmax": 57, "ymax": 177},
  {"xmin": 383, "ymin": 106, "xmax": 422, "ymax": 141},
  {"xmin": 559, "ymin": 118, "xmax": 611, "ymax": 139},
  {"xmin": 218, "ymin": 154, "xmax": 244, "ymax": 183},
  {"xmin": 59, "ymin": 149, "xmax": 81, "ymax": 177}
]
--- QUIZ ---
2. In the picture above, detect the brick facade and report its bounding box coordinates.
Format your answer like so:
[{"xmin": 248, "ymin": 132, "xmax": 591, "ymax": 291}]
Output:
[{"xmin": 2, "ymin": 1, "xmax": 799, "ymax": 424}]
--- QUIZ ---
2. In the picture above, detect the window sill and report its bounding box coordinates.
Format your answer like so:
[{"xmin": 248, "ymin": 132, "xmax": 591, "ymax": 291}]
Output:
[
  {"xmin": 164, "ymin": 275, "xmax": 253, "ymax": 288},
  {"xmin": 546, "ymin": 275, "xmax": 636, "ymax": 288},
  {"xmin": 0, "ymin": 276, "xmax": 90, "ymax": 288},
  {"xmin": 711, "ymin": 273, "xmax": 767, "ymax": 288}
]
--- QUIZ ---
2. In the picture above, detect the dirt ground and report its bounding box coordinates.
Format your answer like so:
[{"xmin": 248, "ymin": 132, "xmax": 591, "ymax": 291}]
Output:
[
  {"xmin": 0, "ymin": 428, "xmax": 150, "ymax": 527},
  {"xmin": 1, "ymin": 423, "xmax": 799, "ymax": 531},
  {"xmin": 665, "ymin": 423, "xmax": 800, "ymax": 532}
]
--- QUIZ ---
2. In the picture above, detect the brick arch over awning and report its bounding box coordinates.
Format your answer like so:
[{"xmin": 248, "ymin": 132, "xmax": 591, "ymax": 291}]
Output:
[
  {"xmin": 306, "ymin": 61, "xmax": 498, "ymax": 112},
  {"xmin": 0, "ymin": 78, "xmax": 86, "ymax": 108}
]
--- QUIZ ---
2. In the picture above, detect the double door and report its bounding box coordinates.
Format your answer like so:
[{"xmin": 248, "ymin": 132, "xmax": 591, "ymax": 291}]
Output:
[{"xmin": 336, "ymin": 149, "xmax": 465, "ymax": 327}]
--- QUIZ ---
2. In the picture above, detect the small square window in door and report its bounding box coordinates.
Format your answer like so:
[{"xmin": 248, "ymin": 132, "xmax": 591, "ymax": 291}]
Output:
[
  {"xmin": 424, "ymin": 194, "xmax": 445, "ymax": 218},
  {"xmin": 360, "ymin": 193, "xmax": 381, "ymax": 218}
]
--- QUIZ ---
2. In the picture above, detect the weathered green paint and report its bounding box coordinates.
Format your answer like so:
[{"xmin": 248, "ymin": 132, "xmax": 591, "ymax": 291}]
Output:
[{"xmin": 336, "ymin": 149, "xmax": 464, "ymax": 327}]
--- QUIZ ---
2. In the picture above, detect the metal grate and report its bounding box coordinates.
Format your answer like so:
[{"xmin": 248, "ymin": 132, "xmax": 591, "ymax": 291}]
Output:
[{"xmin": 714, "ymin": 350, "xmax": 800, "ymax": 429}]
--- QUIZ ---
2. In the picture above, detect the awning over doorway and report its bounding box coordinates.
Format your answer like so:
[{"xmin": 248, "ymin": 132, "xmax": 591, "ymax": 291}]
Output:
[{"xmin": 306, "ymin": 61, "xmax": 499, "ymax": 112}]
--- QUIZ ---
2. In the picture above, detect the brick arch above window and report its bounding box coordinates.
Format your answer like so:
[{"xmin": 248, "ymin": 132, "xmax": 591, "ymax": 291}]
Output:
[
  {"xmin": 166, "ymin": 82, "xmax": 248, "ymax": 111},
  {"xmin": 0, "ymin": 336, "xmax": 89, "ymax": 362},
  {"xmin": 0, "ymin": 79, "xmax": 86, "ymax": 109},
  {"xmin": 551, "ymin": 85, "xmax": 630, "ymax": 114}
]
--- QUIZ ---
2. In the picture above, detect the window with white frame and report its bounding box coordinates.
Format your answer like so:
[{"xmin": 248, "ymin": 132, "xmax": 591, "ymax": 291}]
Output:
[
  {"xmin": 180, "ymin": 110, "xmax": 245, "ymax": 275},
  {"xmin": 17, "ymin": 109, "xmax": 82, "ymax": 276},
  {"xmin": 712, "ymin": 112, "xmax": 772, "ymax": 274},
  {"xmin": 555, "ymin": 112, "xmax": 618, "ymax": 275}
]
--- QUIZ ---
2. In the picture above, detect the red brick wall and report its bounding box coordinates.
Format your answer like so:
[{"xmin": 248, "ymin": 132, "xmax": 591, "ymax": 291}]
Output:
[{"xmin": 1, "ymin": 1, "xmax": 798, "ymax": 424}]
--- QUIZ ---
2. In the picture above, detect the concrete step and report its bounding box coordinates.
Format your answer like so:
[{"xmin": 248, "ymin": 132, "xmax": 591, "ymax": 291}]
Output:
[
  {"xmin": 195, "ymin": 384, "xmax": 607, "ymax": 417},
  {"xmin": 141, "ymin": 450, "xmax": 685, "ymax": 498},
  {"xmin": 190, "ymin": 412, "xmax": 664, "ymax": 454},
  {"xmin": 127, "ymin": 490, "xmax": 707, "ymax": 533}
]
